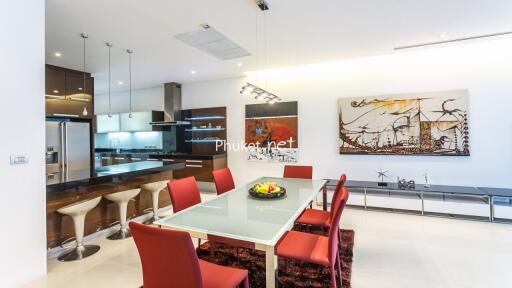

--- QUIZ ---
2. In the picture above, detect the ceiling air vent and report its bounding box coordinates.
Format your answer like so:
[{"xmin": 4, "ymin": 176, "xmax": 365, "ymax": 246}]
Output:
[{"xmin": 174, "ymin": 24, "xmax": 251, "ymax": 60}]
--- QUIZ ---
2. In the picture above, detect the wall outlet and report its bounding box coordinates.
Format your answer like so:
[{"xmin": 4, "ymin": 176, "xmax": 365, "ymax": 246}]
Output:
[{"xmin": 10, "ymin": 155, "xmax": 29, "ymax": 165}]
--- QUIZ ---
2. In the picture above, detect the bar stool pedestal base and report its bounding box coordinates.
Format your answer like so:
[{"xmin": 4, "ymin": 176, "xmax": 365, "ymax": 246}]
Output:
[
  {"xmin": 143, "ymin": 216, "xmax": 162, "ymax": 225},
  {"xmin": 107, "ymin": 228, "xmax": 131, "ymax": 240},
  {"xmin": 58, "ymin": 245, "xmax": 100, "ymax": 262}
]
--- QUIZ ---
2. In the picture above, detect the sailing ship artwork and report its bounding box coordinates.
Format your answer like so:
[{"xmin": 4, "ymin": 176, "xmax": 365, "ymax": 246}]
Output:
[{"xmin": 338, "ymin": 90, "xmax": 470, "ymax": 156}]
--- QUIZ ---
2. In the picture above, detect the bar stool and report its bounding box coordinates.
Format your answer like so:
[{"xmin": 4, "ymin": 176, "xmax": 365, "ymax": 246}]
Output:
[
  {"xmin": 56, "ymin": 196, "xmax": 102, "ymax": 262},
  {"xmin": 140, "ymin": 181, "xmax": 168, "ymax": 224},
  {"xmin": 105, "ymin": 188, "xmax": 141, "ymax": 240}
]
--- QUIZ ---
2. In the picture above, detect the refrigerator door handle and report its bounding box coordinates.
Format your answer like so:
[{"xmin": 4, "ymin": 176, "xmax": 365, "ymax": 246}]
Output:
[
  {"xmin": 64, "ymin": 122, "xmax": 69, "ymax": 174},
  {"xmin": 59, "ymin": 122, "xmax": 65, "ymax": 171}
]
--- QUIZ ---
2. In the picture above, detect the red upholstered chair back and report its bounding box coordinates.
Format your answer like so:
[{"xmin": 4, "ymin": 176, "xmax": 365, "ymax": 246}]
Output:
[
  {"xmin": 283, "ymin": 165, "xmax": 313, "ymax": 179},
  {"xmin": 212, "ymin": 168, "xmax": 235, "ymax": 195},
  {"xmin": 129, "ymin": 221, "xmax": 203, "ymax": 288},
  {"xmin": 167, "ymin": 176, "xmax": 202, "ymax": 213},
  {"xmin": 330, "ymin": 174, "xmax": 347, "ymax": 222},
  {"xmin": 328, "ymin": 187, "xmax": 349, "ymax": 266}
]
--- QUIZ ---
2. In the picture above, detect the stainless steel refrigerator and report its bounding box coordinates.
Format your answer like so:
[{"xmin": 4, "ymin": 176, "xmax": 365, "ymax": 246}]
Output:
[{"xmin": 46, "ymin": 120, "xmax": 91, "ymax": 175}]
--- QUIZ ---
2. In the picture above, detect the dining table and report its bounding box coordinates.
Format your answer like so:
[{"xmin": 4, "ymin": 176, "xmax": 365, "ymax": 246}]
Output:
[{"xmin": 155, "ymin": 176, "xmax": 328, "ymax": 288}]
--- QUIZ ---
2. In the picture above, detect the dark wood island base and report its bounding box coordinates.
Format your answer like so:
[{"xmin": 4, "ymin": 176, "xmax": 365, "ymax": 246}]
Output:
[{"xmin": 46, "ymin": 161, "xmax": 185, "ymax": 249}]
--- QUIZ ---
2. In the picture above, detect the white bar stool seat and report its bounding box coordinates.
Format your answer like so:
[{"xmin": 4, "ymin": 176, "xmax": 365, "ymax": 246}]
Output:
[
  {"xmin": 105, "ymin": 188, "xmax": 141, "ymax": 240},
  {"xmin": 56, "ymin": 196, "xmax": 102, "ymax": 262},
  {"xmin": 141, "ymin": 180, "xmax": 168, "ymax": 224}
]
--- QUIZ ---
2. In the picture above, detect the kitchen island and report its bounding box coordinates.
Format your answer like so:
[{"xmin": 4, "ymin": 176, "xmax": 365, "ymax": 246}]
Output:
[{"xmin": 46, "ymin": 161, "xmax": 185, "ymax": 248}]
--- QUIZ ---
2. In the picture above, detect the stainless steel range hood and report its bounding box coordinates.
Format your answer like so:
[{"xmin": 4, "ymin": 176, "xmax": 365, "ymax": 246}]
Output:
[{"xmin": 150, "ymin": 82, "xmax": 190, "ymax": 126}]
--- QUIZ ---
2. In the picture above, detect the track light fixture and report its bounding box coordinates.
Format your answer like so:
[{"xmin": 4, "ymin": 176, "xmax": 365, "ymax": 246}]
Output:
[{"xmin": 240, "ymin": 83, "xmax": 281, "ymax": 104}]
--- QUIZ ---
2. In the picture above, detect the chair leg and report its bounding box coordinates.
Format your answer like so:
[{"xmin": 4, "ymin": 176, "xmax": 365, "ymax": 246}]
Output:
[
  {"xmin": 209, "ymin": 241, "xmax": 216, "ymax": 260},
  {"xmin": 338, "ymin": 232, "xmax": 343, "ymax": 267},
  {"xmin": 243, "ymin": 275, "xmax": 250, "ymax": 288},
  {"xmin": 336, "ymin": 254, "xmax": 343, "ymax": 287},
  {"xmin": 330, "ymin": 265, "xmax": 337, "ymax": 288}
]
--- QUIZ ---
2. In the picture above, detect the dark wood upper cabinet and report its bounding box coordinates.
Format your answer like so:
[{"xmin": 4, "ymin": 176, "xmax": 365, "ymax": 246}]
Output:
[
  {"xmin": 65, "ymin": 72, "xmax": 94, "ymax": 100},
  {"xmin": 45, "ymin": 66, "xmax": 66, "ymax": 97},
  {"xmin": 45, "ymin": 65, "xmax": 94, "ymax": 119}
]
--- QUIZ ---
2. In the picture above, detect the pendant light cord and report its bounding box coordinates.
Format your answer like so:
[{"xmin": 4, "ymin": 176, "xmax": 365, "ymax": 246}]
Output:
[
  {"xmin": 106, "ymin": 43, "xmax": 113, "ymax": 117},
  {"xmin": 82, "ymin": 34, "xmax": 87, "ymax": 95},
  {"xmin": 127, "ymin": 49, "xmax": 133, "ymax": 118}
]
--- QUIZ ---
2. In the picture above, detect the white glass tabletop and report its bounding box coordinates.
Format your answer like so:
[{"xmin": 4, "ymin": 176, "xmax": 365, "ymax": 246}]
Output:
[{"xmin": 155, "ymin": 177, "xmax": 327, "ymax": 246}]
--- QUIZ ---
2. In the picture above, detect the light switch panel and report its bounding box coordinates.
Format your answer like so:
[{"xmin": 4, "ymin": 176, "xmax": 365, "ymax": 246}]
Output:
[{"xmin": 10, "ymin": 155, "xmax": 29, "ymax": 165}]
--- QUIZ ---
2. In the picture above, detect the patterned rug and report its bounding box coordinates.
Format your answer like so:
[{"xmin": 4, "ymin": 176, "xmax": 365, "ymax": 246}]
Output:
[{"xmin": 197, "ymin": 225, "xmax": 354, "ymax": 287}]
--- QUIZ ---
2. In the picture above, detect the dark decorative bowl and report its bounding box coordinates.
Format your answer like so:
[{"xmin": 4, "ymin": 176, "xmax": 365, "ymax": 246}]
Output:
[{"xmin": 249, "ymin": 186, "xmax": 287, "ymax": 199}]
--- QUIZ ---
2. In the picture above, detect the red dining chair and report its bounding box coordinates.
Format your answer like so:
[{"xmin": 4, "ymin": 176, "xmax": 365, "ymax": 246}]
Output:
[
  {"xmin": 129, "ymin": 222, "xmax": 249, "ymax": 288},
  {"xmin": 295, "ymin": 174, "xmax": 347, "ymax": 229},
  {"xmin": 283, "ymin": 165, "xmax": 314, "ymax": 208},
  {"xmin": 212, "ymin": 168, "xmax": 235, "ymax": 195},
  {"xmin": 168, "ymin": 176, "xmax": 202, "ymax": 213},
  {"xmin": 276, "ymin": 187, "xmax": 349, "ymax": 288},
  {"xmin": 283, "ymin": 165, "xmax": 313, "ymax": 179}
]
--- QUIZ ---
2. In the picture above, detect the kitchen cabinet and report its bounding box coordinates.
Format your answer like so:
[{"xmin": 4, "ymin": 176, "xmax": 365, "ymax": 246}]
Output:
[
  {"xmin": 96, "ymin": 114, "xmax": 120, "ymax": 133},
  {"xmin": 173, "ymin": 159, "xmax": 213, "ymax": 182},
  {"xmin": 45, "ymin": 65, "xmax": 94, "ymax": 119},
  {"xmin": 100, "ymin": 156, "xmax": 113, "ymax": 166},
  {"xmin": 111, "ymin": 156, "xmax": 128, "ymax": 165},
  {"xmin": 120, "ymin": 112, "xmax": 153, "ymax": 132},
  {"xmin": 172, "ymin": 157, "xmax": 227, "ymax": 182},
  {"xmin": 45, "ymin": 66, "xmax": 66, "ymax": 98}
]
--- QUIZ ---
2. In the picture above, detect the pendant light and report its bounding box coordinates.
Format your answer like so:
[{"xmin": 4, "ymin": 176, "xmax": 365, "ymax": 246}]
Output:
[
  {"xmin": 80, "ymin": 33, "xmax": 89, "ymax": 116},
  {"xmin": 126, "ymin": 49, "xmax": 133, "ymax": 118},
  {"xmin": 106, "ymin": 42, "xmax": 113, "ymax": 117},
  {"xmin": 240, "ymin": 2, "xmax": 281, "ymax": 104}
]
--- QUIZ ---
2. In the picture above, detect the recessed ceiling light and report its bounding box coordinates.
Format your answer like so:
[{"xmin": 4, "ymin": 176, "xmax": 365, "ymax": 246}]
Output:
[
  {"xmin": 440, "ymin": 32, "xmax": 448, "ymax": 38},
  {"xmin": 191, "ymin": 70, "xmax": 196, "ymax": 75},
  {"xmin": 52, "ymin": 89, "xmax": 59, "ymax": 94},
  {"xmin": 54, "ymin": 52, "xmax": 62, "ymax": 57},
  {"xmin": 118, "ymin": 81, "xmax": 124, "ymax": 85},
  {"xmin": 78, "ymin": 87, "xmax": 83, "ymax": 91},
  {"xmin": 237, "ymin": 62, "xmax": 243, "ymax": 67}
]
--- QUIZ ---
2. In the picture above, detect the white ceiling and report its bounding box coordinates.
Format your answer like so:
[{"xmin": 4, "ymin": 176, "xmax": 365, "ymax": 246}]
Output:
[{"xmin": 46, "ymin": 0, "xmax": 512, "ymax": 93}]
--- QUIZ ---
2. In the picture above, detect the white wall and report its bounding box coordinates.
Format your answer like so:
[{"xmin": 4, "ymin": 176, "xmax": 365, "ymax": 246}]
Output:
[
  {"xmin": 0, "ymin": 0, "xmax": 47, "ymax": 287},
  {"xmin": 94, "ymin": 85, "xmax": 164, "ymax": 114},
  {"xmin": 183, "ymin": 38, "xmax": 512, "ymax": 188}
]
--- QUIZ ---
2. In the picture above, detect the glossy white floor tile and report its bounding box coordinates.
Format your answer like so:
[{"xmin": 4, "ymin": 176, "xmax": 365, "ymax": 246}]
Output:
[{"xmin": 23, "ymin": 201, "xmax": 512, "ymax": 288}]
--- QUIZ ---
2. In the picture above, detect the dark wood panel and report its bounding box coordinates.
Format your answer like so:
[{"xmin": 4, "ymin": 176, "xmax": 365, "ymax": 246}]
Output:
[
  {"xmin": 179, "ymin": 106, "xmax": 227, "ymax": 154},
  {"xmin": 45, "ymin": 65, "xmax": 94, "ymax": 119},
  {"xmin": 173, "ymin": 159, "xmax": 214, "ymax": 182},
  {"xmin": 47, "ymin": 170, "xmax": 173, "ymax": 248},
  {"xmin": 45, "ymin": 66, "xmax": 66, "ymax": 97}
]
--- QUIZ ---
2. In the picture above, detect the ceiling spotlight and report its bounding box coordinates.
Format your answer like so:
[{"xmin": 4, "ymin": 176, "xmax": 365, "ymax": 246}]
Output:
[
  {"xmin": 191, "ymin": 70, "xmax": 196, "ymax": 74},
  {"xmin": 440, "ymin": 32, "xmax": 448, "ymax": 38},
  {"xmin": 52, "ymin": 89, "xmax": 59, "ymax": 94},
  {"xmin": 54, "ymin": 52, "xmax": 62, "ymax": 57},
  {"xmin": 78, "ymin": 87, "xmax": 83, "ymax": 91},
  {"xmin": 237, "ymin": 62, "xmax": 243, "ymax": 67},
  {"xmin": 118, "ymin": 81, "xmax": 124, "ymax": 85}
]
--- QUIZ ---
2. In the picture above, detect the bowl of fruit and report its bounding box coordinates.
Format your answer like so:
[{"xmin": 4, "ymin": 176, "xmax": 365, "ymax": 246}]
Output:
[{"xmin": 249, "ymin": 182, "xmax": 286, "ymax": 200}]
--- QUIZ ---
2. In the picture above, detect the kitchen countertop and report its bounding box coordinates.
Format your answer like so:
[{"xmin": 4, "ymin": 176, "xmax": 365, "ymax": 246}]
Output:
[
  {"xmin": 95, "ymin": 149, "xmax": 227, "ymax": 160},
  {"xmin": 47, "ymin": 161, "xmax": 185, "ymax": 193}
]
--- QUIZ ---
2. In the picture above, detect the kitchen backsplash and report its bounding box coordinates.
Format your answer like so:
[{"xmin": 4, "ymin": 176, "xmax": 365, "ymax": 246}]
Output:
[{"xmin": 95, "ymin": 131, "xmax": 163, "ymax": 149}]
